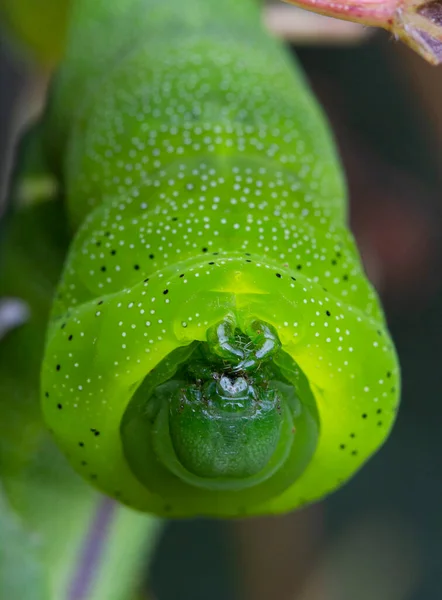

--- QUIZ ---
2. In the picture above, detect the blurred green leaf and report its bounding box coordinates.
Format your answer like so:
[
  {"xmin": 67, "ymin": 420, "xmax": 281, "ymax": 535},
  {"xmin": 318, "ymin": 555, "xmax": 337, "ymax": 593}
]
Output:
[
  {"xmin": 0, "ymin": 487, "xmax": 49, "ymax": 600},
  {"xmin": 0, "ymin": 0, "xmax": 72, "ymax": 66}
]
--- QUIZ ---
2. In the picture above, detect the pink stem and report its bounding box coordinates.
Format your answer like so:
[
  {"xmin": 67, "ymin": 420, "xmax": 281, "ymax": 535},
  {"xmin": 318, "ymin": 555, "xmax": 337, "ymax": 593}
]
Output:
[
  {"xmin": 282, "ymin": 0, "xmax": 398, "ymax": 28},
  {"xmin": 282, "ymin": 0, "xmax": 442, "ymax": 65}
]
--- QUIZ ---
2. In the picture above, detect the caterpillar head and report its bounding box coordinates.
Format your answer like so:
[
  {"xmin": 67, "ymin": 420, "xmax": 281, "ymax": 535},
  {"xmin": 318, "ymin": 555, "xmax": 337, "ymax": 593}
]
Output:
[
  {"xmin": 157, "ymin": 328, "xmax": 289, "ymax": 480},
  {"xmin": 41, "ymin": 253, "xmax": 399, "ymax": 517},
  {"xmin": 121, "ymin": 314, "xmax": 317, "ymax": 512}
]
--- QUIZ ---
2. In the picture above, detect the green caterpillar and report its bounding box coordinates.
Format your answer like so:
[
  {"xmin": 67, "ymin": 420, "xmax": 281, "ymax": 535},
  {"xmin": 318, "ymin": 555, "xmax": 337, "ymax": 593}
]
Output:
[{"xmin": 40, "ymin": 0, "xmax": 400, "ymax": 518}]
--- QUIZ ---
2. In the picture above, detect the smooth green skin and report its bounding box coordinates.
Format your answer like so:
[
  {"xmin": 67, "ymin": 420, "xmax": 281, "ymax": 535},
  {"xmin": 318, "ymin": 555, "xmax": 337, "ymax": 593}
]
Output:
[
  {"xmin": 41, "ymin": 0, "xmax": 400, "ymax": 517},
  {"xmin": 0, "ymin": 197, "xmax": 160, "ymax": 599}
]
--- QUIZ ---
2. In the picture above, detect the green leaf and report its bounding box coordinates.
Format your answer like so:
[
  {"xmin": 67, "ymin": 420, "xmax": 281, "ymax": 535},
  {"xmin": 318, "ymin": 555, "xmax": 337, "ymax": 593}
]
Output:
[
  {"xmin": 0, "ymin": 0, "xmax": 72, "ymax": 65},
  {"xmin": 0, "ymin": 487, "xmax": 49, "ymax": 600}
]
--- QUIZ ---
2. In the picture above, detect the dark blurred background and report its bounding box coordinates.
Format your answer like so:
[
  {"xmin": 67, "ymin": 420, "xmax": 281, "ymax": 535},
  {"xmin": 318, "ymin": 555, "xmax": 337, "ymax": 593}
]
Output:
[{"xmin": 1, "ymin": 14, "xmax": 441, "ymax": 600}]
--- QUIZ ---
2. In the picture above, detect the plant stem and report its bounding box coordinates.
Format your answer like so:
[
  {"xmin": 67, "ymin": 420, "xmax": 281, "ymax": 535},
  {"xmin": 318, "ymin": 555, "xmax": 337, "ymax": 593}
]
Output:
[{"xmin": 279, "ymin": 0, "xmax": 442, "ymax": 64}]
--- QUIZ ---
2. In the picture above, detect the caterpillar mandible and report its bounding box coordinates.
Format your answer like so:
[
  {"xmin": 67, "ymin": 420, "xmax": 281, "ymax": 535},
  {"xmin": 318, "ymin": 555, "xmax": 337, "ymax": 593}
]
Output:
[{"xmin": 41, "ymin": 0, "xmax": 400, "ymax": 517}]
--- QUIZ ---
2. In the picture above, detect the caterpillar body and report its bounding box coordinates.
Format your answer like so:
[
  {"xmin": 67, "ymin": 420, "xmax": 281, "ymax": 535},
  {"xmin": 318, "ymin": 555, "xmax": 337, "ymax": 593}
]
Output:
[{"xmin": 41, "ymin": 0, "xmax": 400, "ymax": 517}]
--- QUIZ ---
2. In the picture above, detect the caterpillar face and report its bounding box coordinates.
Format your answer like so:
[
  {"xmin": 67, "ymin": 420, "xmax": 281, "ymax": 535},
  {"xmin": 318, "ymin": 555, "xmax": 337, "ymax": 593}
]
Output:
[
  {"xmin": 41, "ymin": 199, "xmax": 399, "ymax": 517},
  {"xmin": 41, "ymin": 0, "xmax": 400, "ymax": 517}
]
